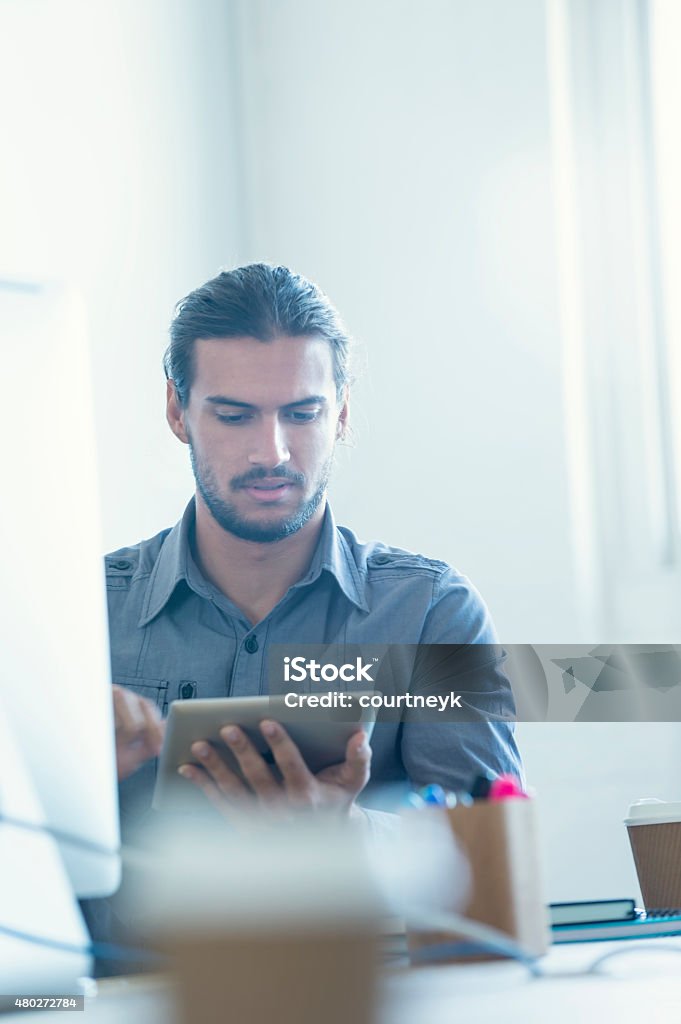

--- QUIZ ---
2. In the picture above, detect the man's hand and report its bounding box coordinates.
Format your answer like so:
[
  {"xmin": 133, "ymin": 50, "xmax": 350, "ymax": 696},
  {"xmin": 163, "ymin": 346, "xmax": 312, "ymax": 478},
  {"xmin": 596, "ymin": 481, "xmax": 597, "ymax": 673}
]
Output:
[
  {"xmin": 112, "ymin": 684, "xmax": 165, "ymax": 781},
  {"xmin": 178, "ymin": 720, "xmax": 371, "ymax": 819}
]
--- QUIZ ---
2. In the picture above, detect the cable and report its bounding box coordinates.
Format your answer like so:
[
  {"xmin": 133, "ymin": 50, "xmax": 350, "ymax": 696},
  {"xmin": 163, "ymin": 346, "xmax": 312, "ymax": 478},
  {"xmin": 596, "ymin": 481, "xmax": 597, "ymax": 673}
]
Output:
[
  {"xmin": 0, "ymin": 809, "xmax": 159, "ymax": 875},
  {"xmin": 0, "ymin": 923, "xmax": 166, "ymax": 967},
  {"xmin": 0, "ymin": 813, "xmax": 119, "ymax": 859},
  {"xmin": 0, "ymin": 813, "xmax": 157, "ymax": 967},
  {"xmin": 406, "ymin": 912, "xmax": 681, "ymax": 977},
  {"xmin": 586, "ymin": 942, "xmax": 681, "ymax": 974},
  {"xmin": 402, "ymin": 905, "xmax": 543, "ymax": 976}
]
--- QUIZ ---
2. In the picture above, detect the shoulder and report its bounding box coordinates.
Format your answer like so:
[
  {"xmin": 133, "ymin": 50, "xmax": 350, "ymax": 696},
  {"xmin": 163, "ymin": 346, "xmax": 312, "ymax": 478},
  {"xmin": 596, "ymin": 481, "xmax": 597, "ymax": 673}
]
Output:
[
  {"xmin": 103, "ymin": 527, "xmax": 172, "ymax": 589},
  {"xmin": 337, "ymin": 523, "xmax": 496, "ymax": 643},
  {"xmin": 337, "ymin": 524, "xmax": 452, "ymax": 579}
]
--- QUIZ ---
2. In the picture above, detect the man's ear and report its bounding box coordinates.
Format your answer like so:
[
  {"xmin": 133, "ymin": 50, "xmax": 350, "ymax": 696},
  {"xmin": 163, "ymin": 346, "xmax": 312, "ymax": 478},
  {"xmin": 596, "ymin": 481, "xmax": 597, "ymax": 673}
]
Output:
[
  {"xmin": 166, "ymin": 379, "xmax": 190, "ymax": 444},
  {"xmin": 336, "ymin": 389, "xmax": 350, "ymax": 441}
]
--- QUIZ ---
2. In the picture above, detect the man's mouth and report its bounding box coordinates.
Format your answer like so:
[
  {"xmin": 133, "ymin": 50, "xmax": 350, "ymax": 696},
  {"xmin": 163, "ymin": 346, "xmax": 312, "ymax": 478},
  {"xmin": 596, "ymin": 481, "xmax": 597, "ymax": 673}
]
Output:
[
  {"xmin": 242, "ymin": 479, "xmax": 296, "ymax": 502},
  {"xmin": 248, "ymin": 478, "xmax": 292, "ymax": 490}
]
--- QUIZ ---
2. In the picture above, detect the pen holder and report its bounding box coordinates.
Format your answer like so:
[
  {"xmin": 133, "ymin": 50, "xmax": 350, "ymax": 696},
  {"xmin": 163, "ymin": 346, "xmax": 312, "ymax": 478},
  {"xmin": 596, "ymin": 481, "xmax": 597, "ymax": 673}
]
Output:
[{"xmin": 407, "ymin": 798, "xmax": 548, "ymax": 963}]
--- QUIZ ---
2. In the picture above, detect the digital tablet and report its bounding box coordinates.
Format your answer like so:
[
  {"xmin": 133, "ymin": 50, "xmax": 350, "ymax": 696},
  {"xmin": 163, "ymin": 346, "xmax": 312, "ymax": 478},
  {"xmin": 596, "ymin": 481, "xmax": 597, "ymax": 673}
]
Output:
[{"xmin": 152, "ymin": 692, "xmax": 377, "ymax": 810}]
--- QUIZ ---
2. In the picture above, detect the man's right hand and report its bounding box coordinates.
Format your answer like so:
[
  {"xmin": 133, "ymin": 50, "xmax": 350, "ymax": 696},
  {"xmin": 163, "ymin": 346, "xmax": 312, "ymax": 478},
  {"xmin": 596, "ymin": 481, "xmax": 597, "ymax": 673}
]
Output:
[{"xmin": 112, "ymin": 684, "xmax": 165, "ymax": 781}]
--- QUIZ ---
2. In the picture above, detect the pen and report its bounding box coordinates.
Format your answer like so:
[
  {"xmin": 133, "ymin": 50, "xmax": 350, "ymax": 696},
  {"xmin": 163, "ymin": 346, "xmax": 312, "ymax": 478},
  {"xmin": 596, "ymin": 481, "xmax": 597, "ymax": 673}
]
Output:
[
  {"xmin": 419, "ymin": 783, "xmax": 447, "ymax": 806},
  {"xmin": 446, "ymin": 791, "xmax": 473, "ymax": 808},
  {"xmin": 469, "ymin": 771, "xmax": 497, "ymax": 800},
  {"xmin": 488, "ymin": 774, "xmax": 528, "ymax": 801},
  {"xmin": 404, "ymin": 791, "xmax": 426, "ymax": 809},
  {"xmin": 405, "ymin": 785, "xmax": 475, "ymax": 809}
]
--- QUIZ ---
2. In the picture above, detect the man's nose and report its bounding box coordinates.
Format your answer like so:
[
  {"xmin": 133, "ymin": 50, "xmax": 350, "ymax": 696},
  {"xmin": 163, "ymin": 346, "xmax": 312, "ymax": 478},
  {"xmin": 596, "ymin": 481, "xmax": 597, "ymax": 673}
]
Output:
[{"xmin": 247, "ymin": 417, "xmax": 291, "ymax": 467}]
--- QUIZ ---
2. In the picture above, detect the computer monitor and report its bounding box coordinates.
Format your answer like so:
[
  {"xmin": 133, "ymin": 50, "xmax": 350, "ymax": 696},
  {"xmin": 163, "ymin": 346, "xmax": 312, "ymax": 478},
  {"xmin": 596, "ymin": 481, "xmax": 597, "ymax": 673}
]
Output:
[{"xmin": 0, "ymin": 280, "xmax": 120, "ymax": 989}]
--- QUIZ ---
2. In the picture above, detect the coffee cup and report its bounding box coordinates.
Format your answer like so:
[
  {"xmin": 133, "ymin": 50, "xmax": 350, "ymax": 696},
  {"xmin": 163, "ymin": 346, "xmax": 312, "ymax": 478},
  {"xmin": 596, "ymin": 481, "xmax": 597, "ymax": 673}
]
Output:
[
  {"xmin": 128, "ymin": 814, "xmax": 381, "ymax": 1024},
  {"xmin": 625, "ymin": 798, "xmax": 681, "ymax": 909}
]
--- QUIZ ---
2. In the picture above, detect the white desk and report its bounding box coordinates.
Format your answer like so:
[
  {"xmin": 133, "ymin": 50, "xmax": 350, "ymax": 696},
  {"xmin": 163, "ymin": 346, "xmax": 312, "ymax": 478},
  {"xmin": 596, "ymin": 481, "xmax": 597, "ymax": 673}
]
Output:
[
  {"xmin": 383, "ymin": 940, "xmax": 681, "ymax": 1023},
  {"xmin": 4, "ymin": 940, "xmax": 681, "ymax": 1022}
]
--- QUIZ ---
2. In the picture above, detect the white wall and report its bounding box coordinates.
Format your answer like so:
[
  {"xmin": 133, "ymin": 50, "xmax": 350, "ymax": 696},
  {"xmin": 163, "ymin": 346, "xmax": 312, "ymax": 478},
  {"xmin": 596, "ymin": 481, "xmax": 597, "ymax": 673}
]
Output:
[
  {"xmin": 232, "ymin": 0, "xmax": 580, "ymax": 643},
  {"xmin": 517, "ymin": 721, "xmax": 681, "ymax": 901},
  {"xmin": 0, "ymin": 0, "xmax": 242, "ymax": 549}
]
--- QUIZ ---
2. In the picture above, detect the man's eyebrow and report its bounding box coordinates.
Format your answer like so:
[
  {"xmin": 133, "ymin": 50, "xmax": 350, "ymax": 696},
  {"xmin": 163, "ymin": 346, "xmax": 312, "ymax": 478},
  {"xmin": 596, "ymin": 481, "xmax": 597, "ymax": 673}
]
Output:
[
  {"xmin": 206, "ymin": 396, "xmax": 255, "ymax": 409},
  {"xmin": 283, "ymin": 395, "xmax": 328, "ymax": 409},
  {"xmin": 205, "ymin": 395, "xmax": 328, "ymax": 409}
]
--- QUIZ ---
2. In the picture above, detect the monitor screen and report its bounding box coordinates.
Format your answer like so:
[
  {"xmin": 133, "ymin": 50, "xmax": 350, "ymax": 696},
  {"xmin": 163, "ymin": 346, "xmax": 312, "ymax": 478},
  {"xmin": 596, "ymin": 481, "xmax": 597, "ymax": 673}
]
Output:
[{"xmin": 0, "ymin": 280, "xmax": 120, "ymax": 899}]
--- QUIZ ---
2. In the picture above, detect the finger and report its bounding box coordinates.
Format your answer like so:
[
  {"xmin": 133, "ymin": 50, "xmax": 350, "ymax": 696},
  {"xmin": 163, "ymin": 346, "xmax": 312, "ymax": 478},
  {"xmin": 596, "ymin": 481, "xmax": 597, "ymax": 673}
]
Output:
[
  {"xmin": 139, "ymin": 697, "xmax": 165, "ymax": 758},
  {"xmin": 260, "ymin": 721, "xmax": 313, "ymax": 796},
  {"xmin": 112, "ymin": 687, "xmax": 145, "ymax": 738},
  {"xmin": 190, "ymin": 740, "xmax": 249, "ymax": 799},
  {"xmin": 337, "ymin": 730, "xmax": 372, "ymax": 792},
  {"xmin": 178, "ymin": 764, "xmax": 242, "ymax": 819},
  {"xmin": 220, "ymin": 726, "xmax": 281, "ymax": 801}
]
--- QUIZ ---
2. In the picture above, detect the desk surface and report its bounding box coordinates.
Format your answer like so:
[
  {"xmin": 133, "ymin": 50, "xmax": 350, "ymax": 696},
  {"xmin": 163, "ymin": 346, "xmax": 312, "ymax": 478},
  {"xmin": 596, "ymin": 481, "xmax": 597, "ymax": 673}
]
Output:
[
  {"xmin": 4, "ymin": 940, "xmax": 681, "ymax": 1023},
  {"xmin": 384, "ymin": 940, "xmax": 681, "ymax": 1023}
]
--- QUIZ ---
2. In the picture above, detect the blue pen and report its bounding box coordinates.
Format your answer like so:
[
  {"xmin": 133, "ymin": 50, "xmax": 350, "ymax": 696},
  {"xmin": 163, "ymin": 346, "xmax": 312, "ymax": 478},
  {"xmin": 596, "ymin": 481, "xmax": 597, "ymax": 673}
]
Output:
[{"xmin": 419, "ymin": 783, "xmax": 447, "ymax": 806}]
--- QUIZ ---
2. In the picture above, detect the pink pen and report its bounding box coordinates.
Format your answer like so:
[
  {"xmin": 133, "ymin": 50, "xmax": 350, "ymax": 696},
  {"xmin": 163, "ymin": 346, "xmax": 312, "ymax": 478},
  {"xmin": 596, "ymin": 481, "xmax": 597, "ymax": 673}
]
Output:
[{"xmin": 488, "ymin": 774, "xmax": 529, "ymax": 801}]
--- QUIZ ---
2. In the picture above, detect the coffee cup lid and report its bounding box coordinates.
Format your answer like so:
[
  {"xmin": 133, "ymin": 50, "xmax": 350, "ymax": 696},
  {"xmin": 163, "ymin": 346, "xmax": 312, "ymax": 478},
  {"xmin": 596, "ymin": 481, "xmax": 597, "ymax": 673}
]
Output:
[{"xmin": 625, "ymin": 798, "xmax": 681, "ymax": 826}]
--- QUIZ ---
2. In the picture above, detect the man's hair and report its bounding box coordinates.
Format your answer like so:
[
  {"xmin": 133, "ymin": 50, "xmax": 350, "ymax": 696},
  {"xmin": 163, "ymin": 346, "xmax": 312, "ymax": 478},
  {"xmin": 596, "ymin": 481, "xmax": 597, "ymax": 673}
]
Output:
[{"xmin": 164, "ymin": 263, "xmax": 353, "ymax": 407}]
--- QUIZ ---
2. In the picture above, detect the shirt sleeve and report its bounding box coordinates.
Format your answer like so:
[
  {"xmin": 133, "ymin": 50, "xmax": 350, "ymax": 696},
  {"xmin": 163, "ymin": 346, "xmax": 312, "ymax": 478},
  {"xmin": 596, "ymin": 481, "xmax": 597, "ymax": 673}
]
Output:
[{"xmin": 399, "ymin": 569, "xmax": 524, "ymax": 792}]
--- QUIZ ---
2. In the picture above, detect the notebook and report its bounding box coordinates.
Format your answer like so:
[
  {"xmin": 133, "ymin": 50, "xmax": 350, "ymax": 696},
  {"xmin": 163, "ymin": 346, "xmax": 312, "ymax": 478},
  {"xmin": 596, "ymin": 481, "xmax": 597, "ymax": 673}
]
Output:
[{"xmin": 552, "ymin": 907, "xmax": 681, "ymax": 944}]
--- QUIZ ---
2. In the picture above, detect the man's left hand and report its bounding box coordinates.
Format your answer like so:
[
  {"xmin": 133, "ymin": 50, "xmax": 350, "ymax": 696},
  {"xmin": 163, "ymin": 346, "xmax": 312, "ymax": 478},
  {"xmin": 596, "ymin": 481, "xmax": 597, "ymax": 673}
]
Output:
[{"xmin": 178, "ymin": 720, "xmax": 371, "ymax": 819}]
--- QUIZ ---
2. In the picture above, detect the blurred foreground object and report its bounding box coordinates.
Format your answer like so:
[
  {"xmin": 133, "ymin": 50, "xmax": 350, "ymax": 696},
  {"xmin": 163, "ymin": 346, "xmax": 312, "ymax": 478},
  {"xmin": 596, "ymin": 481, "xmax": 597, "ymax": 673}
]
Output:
[
  {"xmin": 0, "ymin": 279, "xmax": 119, "ymax": 991},
  {"xmin": 128, "ymin": 814, "xmax": 383, "ymax": 1024}
]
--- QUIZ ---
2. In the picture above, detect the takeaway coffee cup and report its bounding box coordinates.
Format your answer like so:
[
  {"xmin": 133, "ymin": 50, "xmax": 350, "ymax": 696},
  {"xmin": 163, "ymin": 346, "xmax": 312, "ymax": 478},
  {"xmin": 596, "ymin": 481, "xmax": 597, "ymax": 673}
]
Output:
[
  {"xmin": 625, "ymin": 798, "xmax": 681, "ymax": 910},
  {"xmin": 129, "ymin": 814, "xmax": 381, "ymax": 1024}
]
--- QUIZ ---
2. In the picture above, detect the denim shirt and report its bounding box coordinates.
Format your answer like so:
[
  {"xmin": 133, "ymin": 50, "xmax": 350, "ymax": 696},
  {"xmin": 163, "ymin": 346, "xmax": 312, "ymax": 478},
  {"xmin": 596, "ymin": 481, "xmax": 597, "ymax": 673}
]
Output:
[{"xmin": 107, "ymin": 500, "xmax": 522, "ymax": 824}]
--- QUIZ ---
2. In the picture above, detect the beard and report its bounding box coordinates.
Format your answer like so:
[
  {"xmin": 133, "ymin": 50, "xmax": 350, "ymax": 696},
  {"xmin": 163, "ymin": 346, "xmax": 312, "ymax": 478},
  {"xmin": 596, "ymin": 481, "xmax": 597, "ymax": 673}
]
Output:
[{"xmin": 188, "ymin": 444, "xmax": 333, "ymax": 543}]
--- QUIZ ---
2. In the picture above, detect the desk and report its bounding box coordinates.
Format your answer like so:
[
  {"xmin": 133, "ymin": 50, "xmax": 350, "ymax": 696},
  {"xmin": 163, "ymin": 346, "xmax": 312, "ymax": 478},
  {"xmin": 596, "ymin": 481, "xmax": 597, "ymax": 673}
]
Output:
[
  {"xmin": 4, "ymin": 940, "xmax": 681, "ymax": 1023},
  {"xmin": 384, "ymin": 940, "xmax": 681, "ymax": 1023}
]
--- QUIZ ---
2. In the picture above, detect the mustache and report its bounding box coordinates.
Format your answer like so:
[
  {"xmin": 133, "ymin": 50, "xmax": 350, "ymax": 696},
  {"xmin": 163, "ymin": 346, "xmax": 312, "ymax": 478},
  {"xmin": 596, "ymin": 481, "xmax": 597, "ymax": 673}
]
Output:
[{"xmin": 231, "ymin": 466, "xmax": 305, "ymax": 488}]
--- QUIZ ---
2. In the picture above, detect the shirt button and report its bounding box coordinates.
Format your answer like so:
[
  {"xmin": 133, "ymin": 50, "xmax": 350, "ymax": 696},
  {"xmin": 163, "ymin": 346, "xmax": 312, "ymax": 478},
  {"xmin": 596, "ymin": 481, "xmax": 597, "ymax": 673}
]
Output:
[
  {"xmin": 372, "ymin": 554, "xmax": 391, "ymax": 565},
  {"xmin": 244, "ymin": 636, "xmax": 259, "ymax": 654}
]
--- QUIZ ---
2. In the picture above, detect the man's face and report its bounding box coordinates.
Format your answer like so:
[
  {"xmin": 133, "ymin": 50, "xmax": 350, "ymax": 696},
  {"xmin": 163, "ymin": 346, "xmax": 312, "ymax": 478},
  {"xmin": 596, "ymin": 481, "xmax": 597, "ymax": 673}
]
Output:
[{"xmin": 167, "ymin": 335, "xmax": 348, "ymax": 543}]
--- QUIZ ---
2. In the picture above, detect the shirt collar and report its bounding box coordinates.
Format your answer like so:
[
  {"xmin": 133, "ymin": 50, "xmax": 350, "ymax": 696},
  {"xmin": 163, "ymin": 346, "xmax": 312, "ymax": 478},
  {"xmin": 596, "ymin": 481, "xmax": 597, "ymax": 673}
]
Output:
[
  {"xmin": 138, "ymin": 499, "xmax": 368, "ymax": 627},
  {"xmin": 138, "ymin": 500, "xmax": 210, "ymax": 627},
  {"xmin": 292, "ymin": 504, "xmax": 369, "ymax": 612}
]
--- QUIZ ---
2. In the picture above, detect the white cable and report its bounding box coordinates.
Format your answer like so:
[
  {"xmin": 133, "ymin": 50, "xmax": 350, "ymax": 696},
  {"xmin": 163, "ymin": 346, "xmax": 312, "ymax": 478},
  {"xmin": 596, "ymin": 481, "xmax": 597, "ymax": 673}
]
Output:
[{"xmin": 403, "ymin": 904, "xmax": 543, "ymax": 975}]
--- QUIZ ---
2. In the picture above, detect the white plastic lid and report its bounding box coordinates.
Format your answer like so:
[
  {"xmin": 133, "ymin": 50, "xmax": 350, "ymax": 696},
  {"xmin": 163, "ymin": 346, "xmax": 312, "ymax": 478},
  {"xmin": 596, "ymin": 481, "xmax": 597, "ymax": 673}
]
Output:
[
  {"xmin": 138, "ymin": 815, "xmax": 382, "ymax": 932},
  {"xmin": 624, "ymin": 798, "xmax": 681, "ymax": 826}
]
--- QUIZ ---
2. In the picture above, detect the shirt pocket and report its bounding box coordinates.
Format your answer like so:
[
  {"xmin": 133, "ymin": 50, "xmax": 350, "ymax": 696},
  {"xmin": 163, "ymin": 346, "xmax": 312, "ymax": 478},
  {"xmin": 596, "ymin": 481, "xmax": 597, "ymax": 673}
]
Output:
[{"xmin": 114, "ymin": 676, "xmax": 170, "ymax": 716}]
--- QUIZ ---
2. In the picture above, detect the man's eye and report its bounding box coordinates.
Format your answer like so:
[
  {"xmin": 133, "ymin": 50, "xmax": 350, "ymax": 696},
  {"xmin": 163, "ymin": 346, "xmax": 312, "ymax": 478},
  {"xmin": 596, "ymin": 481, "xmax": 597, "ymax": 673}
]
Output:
[
  {"xmin": 216, "ymin": 413, "xmax": 252, "ymax": 424},
  {"xmin": 287, "ymin": 410, "xmax": 319, "ymax": 423}
]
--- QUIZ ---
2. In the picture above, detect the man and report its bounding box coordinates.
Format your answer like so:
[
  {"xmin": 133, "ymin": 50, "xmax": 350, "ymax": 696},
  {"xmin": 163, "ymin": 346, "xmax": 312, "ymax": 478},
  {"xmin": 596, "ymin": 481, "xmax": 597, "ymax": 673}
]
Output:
[{"xmin": 110, "ymin": 263, "xmax": 521, "ymax": 830}]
